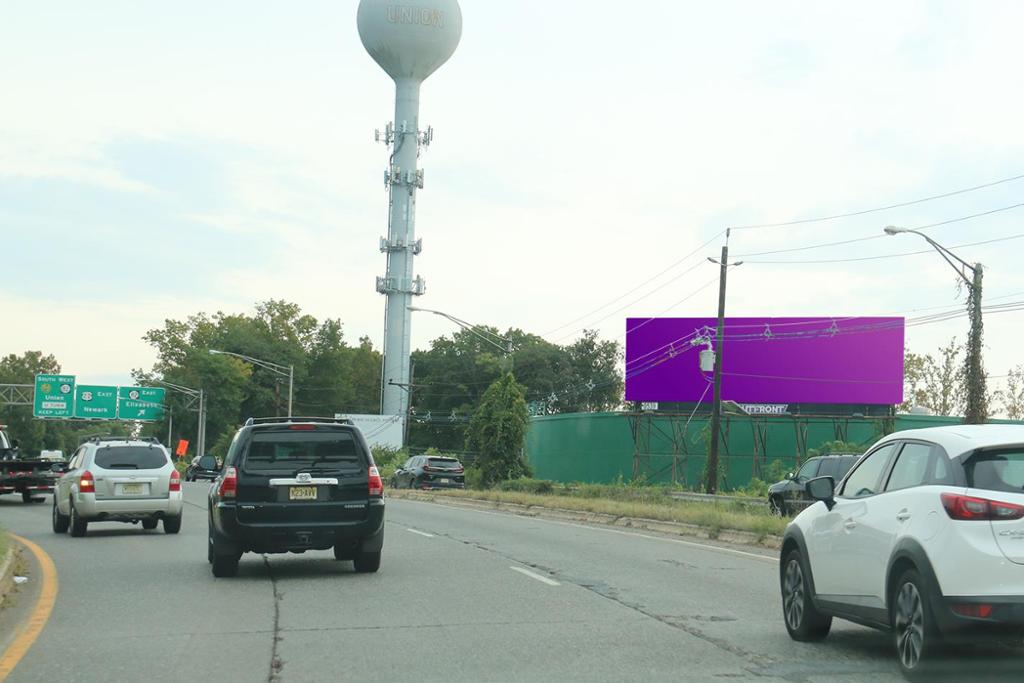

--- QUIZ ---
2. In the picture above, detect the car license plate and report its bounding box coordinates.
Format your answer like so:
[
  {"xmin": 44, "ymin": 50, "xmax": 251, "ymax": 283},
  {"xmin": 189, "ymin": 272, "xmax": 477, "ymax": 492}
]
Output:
[
  {"xmin": 289, "ymin": 486, "xmax": 317, "ymax": 501},
  {"xmin": 440, "ymin": 478, "xmax": 450, "ymax": 484},
  {"xmin": 122, "ymin": 483, "xmax": 144, "ymax": 495}
]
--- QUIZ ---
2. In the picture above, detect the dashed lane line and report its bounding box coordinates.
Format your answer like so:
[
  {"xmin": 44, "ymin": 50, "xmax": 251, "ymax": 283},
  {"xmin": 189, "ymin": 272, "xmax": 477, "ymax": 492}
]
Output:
[
  {"xmin": 406, "ymin": 528, "xmax": 435, "ymax": 538},
  {"xmin": 510, "ymin": 566, "xmax": 561, "ymax": 586}
]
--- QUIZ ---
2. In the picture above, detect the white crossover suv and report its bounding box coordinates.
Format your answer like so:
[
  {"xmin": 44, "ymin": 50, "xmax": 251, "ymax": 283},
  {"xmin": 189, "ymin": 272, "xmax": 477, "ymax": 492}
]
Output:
[
  {"xmin": 780, "ymin": 425, "xmax": 1024, "ymax": 678},
  {"xmin": 53, "ymin": 436, "xmax": 183, "ymax": 536}
]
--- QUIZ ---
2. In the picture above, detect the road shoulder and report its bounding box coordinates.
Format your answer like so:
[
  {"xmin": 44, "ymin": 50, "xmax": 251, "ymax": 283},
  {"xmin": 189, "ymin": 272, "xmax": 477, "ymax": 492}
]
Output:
[
  {"xmin": 388, "ymin": 490, "xmax": 781, "ymax": 558},
  {"xmin": 0, "ymin": 535, "xmax": 58, "ymax": 680}
]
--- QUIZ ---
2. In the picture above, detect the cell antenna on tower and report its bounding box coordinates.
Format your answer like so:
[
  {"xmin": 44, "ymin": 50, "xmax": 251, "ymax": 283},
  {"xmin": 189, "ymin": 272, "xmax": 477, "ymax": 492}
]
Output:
[{"xmin": 357, "ymin": 1, "xmax": 462, "ymax": 434}]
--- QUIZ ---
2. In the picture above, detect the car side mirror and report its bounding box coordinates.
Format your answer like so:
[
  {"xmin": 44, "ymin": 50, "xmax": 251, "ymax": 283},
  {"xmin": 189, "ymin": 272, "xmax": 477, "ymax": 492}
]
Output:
[
  {"xmin": 784, "ymin": 472, "xmax": 794, "ymax": 481},
  {"xmin": 806, "ymin": 476, "xmax": 836, "ymax": 510}
]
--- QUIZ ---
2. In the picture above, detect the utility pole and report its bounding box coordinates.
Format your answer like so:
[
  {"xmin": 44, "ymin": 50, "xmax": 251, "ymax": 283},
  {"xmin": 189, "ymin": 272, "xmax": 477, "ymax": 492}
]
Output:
[
  {"xmin": 965, "ymin": 264, "xmax": 986, "ymax": 423},
  {"xmin": 706, "ymin": 230, "xmax": 742, "ymax": 494},
  {"xmin": 404, "ymin": 361, "xmax": 415, "ymax": 447}
]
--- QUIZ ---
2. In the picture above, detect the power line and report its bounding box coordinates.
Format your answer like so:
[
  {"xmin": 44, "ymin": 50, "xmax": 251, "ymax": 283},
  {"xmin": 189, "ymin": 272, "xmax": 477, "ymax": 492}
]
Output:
[
  {"xmin": 743, "ymin": 232, "xmax": 1024, "ymax": 265},
  {"xmin": 732, "ymin": 202, "xmax": 1024, "ymax": 258},
  {"xmin": 730, "ymin": 171, "xmax": 1024, "ymax": 231},
  {"xmin": 542, "ymin": 231, "xmax": 726, "ymax": 338}
]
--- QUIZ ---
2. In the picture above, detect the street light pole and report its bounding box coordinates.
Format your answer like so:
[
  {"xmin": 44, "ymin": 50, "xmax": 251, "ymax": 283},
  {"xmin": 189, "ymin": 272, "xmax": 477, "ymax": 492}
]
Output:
[
  {"xmin": 288, "ymin": 365, "xmax": 294, "ymax": 418},
  {"xmin": 884, "ymin": 226, "xmax": 986, "ymax": 423},
  {"xmin": 153, "ymin": 379, "xmax": 206, "ymax": 458}
]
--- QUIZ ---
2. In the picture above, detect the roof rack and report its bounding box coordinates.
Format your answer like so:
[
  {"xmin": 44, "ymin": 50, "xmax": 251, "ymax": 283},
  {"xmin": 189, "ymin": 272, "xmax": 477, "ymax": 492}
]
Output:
[
  {"xmin": 244, "ymin": 416, "xmax": 355, "ymax": 427},
  {"xmin": 81, "ymin": 435, "xmax": 163, "ymax": 446}
]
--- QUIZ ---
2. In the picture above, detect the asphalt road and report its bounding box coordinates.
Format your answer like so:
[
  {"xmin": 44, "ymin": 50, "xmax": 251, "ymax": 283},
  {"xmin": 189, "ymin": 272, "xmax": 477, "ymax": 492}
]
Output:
[{"xmin": 2, "ymin": 485, "xmax": 1022, "ymax": 682}]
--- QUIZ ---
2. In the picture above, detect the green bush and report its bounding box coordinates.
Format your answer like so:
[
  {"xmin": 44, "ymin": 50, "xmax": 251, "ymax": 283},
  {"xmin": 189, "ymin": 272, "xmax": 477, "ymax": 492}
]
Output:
[
  {"xmin": 371, "ymin": 445, "xmax": 408, "ymax": 468},
  {"xmin": 498, "ymin": 478, "xmax": 555, "ymax": 494},
  {"xmin": 464, "ymin": 465, "xmax": 486, "ymax": 490}
]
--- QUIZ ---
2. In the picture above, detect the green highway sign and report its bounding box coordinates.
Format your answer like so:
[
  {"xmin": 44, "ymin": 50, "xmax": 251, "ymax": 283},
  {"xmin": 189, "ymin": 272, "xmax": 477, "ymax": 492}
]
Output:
[
  {"xmin": 33, "ymin": 374, "xmax": 76, "ymax": 418},
  {"xmin": 117, "ymin": 386, "xmax": 166, "ymax": 421},
  {"xmin": 73, "ymin": 385, "xmax": 118, "ymax": 420}
]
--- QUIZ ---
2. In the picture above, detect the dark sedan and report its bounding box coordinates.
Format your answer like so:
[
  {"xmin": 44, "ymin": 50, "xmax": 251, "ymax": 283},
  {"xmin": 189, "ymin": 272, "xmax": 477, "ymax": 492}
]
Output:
[
  {"xmin": 391, "ymin": 455, "xmax": 465, "ymax": 489},
  {"xmin": 185, "ymin": 455, "xmax": 221, "ymax": 482}
]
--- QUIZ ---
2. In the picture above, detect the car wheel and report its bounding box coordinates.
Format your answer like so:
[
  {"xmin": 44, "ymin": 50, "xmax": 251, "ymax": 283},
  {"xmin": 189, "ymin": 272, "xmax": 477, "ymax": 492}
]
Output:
[
  {"xmin": 893, "ymin": 569, "xmax": 939, "ymax": 678},
  {"xmin": 208, "ymin": 538, "xmax": 214, "ymax": 564},
  {"xmin": 142, "ymin": 519, "xmax": 159, "ymax": 530},
  {"xmin": 211, "ymin": 552, "xmax": 240, "ymax": 578},
  {"xmin": 353, "ymin": 550, "xmax": 381, "ymax": 573},
  {"xmin": 769, "ymin": 496, "xmax": 786, "ymax": 517},
  {"xmin": 69, "ymin": 501, "xmax": 88, "ymax": 537},
  {"xmin": 163, "ymin": 515, "xmax": 182, "ymax": 534},
  {"xmin": 52, "ymin": 495, "xmax": 70, "ymax": 533},
  {"xmin": 781, "ymin": 549, "xmax": 831, "ymax": 641}
]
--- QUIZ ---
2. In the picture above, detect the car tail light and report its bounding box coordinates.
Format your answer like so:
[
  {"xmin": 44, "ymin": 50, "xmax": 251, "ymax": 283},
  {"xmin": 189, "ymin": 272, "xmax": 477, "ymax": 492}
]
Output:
[
  {"xmin": 218, "ymin": 466, "xmax": 238, "ymax": 498},
  {"xmin": 941, "ymin": 493, "xmax": 1024, "ymax": 521},
  {"xmin": 289, "ymin": 424, "xmax": 316, "ymax": 431},
  {"xmin": 79, "ymin": 470, "xmax": 95, "ymax": 493},
  {"xmin": 368, "ymin": 466, "xmax": 383, "ymax": 497},
  {"xmin": 169, "ymin": 468, "xmax": 181, "ymax": 492}
]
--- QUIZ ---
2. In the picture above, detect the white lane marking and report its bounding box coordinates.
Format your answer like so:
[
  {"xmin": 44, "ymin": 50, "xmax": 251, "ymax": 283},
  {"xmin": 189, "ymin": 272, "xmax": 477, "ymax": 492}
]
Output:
[
  {"xmin": 510, "ymin": 566, "xmax": 561, "ymax": 586},
  {"xmin": 406, "ymin": 528, "xmax": 435, "ymax": 538},
  {"xmin": 395, "ymin": 499, "xmax": 778, "ymax": 564}
]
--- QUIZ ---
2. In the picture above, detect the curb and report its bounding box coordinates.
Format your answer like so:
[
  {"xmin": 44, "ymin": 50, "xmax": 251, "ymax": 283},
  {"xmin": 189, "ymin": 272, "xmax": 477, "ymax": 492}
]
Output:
[
  {"xmin": 388, "ymin": 490, "xmax": 782, "ymax": 550},
  {"xmin": 0, "ymin": 542, "xmax": 17, "ymax": 604}
]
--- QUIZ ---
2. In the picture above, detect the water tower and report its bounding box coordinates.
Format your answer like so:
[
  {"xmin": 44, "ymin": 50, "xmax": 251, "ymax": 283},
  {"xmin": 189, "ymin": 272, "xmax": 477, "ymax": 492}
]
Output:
[{"xmin": 357, "ymin": 0, "xmax": 462, "ymax": 425}]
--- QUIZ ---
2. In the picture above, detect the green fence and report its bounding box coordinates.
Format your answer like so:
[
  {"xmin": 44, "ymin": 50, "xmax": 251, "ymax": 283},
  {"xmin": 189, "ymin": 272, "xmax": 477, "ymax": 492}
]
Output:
[{"xmin": 524, "ymin": 412, "xmax": 1023, "ymax": 491}]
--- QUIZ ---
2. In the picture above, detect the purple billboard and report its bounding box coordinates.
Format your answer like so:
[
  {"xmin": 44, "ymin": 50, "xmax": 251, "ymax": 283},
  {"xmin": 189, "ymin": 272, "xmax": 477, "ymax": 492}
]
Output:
[{"xmin": 625, "ymin": 317, "xmax": 905, "ymax": 405}]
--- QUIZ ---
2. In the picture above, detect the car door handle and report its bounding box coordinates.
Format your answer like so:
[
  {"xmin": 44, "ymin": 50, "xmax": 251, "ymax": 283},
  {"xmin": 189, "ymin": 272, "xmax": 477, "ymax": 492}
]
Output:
[
  {"xmin": 896, "ymin": 510, "xmax": 912, "ymax": 521},
  {"xmin": 844, "ymin": 520, "xmax": 857, "ymax": 530}
]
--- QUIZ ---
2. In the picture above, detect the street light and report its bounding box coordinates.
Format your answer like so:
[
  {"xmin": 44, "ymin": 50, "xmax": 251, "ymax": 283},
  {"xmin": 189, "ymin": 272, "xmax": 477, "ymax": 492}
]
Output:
[
  {"xmin": 408, "ymin": 306, "xmax": 513, "ymax": 355},
  {"xmin": 884, "ymin": 226, "xmax": 986, "ymax": 423},
  {"xmin": 209, "ymin": 350, "xmax": 294, "ymax": 417},
  {"xmin": 152, "ymin": 379, "xmax": 207, "ymax": 459}
]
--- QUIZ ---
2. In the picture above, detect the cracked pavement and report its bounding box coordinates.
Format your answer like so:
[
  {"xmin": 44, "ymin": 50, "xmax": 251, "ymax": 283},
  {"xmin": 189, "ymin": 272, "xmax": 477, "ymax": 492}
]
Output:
[{"xmin": 2, "ymin": 487, "xmax": 1023, "ymax": 681}]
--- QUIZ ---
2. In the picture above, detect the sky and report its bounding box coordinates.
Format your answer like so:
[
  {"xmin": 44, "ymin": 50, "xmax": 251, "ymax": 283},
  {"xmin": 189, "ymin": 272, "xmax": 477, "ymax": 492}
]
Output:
[{"xmin": 2, "ymin": 0, "xmax": 1023, "ymax": 402}]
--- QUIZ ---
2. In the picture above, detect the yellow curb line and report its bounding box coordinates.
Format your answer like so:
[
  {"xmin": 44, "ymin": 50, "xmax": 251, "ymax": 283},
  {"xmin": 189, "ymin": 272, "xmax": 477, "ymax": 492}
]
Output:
[{"xmin": 0, "ymin": 536, "xmax": 58, "ymax": 681}]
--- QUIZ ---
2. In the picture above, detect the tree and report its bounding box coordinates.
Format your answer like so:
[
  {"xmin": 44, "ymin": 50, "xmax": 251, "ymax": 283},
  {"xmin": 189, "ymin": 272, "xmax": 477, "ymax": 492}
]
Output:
[
  {"xmin": 465, "ymin": 373, "xmax": 531, "ymax": 486},
  {"xmin": 901, "ymin": 338, "xmax": 966, "ymax": 416},
  {"xmin": 996, "ymin": 365, "xmax": 1024, "ymax": 420},
  {"xmin": 138, "ymin": 300, "xmax": 383, "ymax": 456}
]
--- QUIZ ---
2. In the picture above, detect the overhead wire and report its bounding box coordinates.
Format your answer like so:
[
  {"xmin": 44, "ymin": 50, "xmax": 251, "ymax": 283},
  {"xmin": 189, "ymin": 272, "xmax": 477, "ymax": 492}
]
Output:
[
  {"xmin": 729, "ymin": 171, "xmax": 1024, "ymax": 231},
  {"xmin": 541, "ymin": 230, "xmax": 725, "ymax": 337},
  {"xmin": 742, "ymin": 232, "xmax": 1024, "ymax": 265},
  {"xmin": 732, "ymin": 202, "xmax": 1024, "ymax": 258}
]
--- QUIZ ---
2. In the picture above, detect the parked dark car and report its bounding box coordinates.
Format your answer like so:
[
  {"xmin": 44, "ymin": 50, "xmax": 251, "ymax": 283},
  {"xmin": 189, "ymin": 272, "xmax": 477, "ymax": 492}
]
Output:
[
  {"xmin": 207, "ymin": 416, "xmax": 385, "ymax": 577},
  {"xmin": 391, "ymin": 455, "xmax": 465, "ymax": 490},
  {"xmin": 186, "ymin": 455, "xmax": 221, "ymax": 482},
  {"xmin": 767, "ymin": 453, "xmax": 861, "ymax": 516}
]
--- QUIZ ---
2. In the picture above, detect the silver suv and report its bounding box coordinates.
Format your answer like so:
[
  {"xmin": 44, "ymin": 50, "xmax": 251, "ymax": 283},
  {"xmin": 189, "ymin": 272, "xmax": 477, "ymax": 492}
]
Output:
[{"xmin": 52, "ymin": 436, "xmax": 183, "ymax": 537}]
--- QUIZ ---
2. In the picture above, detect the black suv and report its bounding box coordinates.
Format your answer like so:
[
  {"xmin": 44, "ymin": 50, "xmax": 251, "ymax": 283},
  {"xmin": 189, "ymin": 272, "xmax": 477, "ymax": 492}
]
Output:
[
  {"xmin": 391, "ymin": 455, "xmax": 465, "ymax": 489},
  {"xmin": 207, "ymin": 417, "xmax": 385, "ymax": 577},
  {"xmin": 186, "ymin": 454, "xmax": 221, "ymax": 482},
  {"xmin": 767, "ymin": 453, "xmax": 860, "ymax": 516}
]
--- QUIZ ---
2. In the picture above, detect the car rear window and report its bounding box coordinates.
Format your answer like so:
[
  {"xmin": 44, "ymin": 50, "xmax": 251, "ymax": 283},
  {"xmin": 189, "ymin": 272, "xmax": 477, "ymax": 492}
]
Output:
[
  {"xmin": 198, "ymin": 456, "xmax": 219, "ymax": 470},
  {"xmin": 243, "ymin": 430, "xmax": 364, "ymax": 473},
  {"xmin": 94, "ymin": 446, "xmax": 168, "ymax": 470},
  {"xmin": 963, "ymin": 449, "xmax": 1024, "ymax": 493},
  {"xmin": 427, "ymin": 458, "xmax": 462, "ymax": 469}
]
